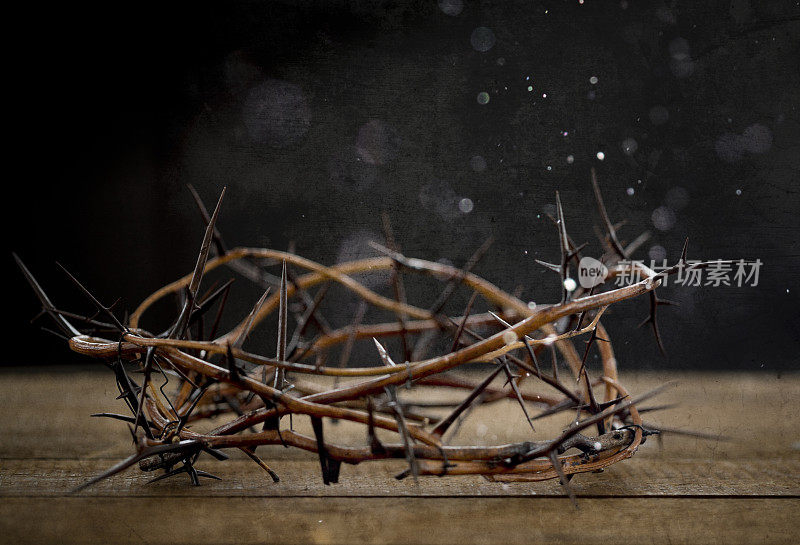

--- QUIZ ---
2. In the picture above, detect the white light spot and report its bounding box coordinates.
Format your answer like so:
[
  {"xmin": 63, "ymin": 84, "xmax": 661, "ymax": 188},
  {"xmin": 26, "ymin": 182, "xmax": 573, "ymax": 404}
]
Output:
[
  {"xmin": 469, "ymin": 155, "xmax": 487, "ymax": 172},
  {"xmin": 593, "ymin": 442, "xmax": 602, "ymax": 450},
  {"xmin": 651, "ymin": 206, "xmax": 676, "ymax": 231},
  {"xmin": 458, "ymin": 197, "xmax": 474, "ymax": 213},
  {"xmin": 438, "ymin": 0, "xmax": 463, "ymax": 16},
  {"xmin": 716, "ymin": 124, "xmax": 773, "ymax": 163},
  {"xmin": 669, "ymin": 38, "xmax": 694, "ymax": 77},
  {"xmin": 564, "ymin": 278, "xmax": 577, "ymax": 292},
  {"xmin": 242, "ymin": 79, "xmax": 311, "ymax": 148},
  {"xmin": 742, "ymin": 124, "xmax": 773, "ymax": 153},
  {"xmin": 596, "ymin": 151, "xmax": 605, "ymax": 161},
  {"xmin": 356, "ymin": 120, "xmax": 400, "ymax": 165},
  {"xmin": 527, "ymin": 301, "xmax": 537, "ymax": 310},
  {"xmin": 542, "ymin": 93, "xmax": 547, "ymax": 98},
  {"xmin": 503, "ymin": 331, "xmax": 518, "ymax": 345},
  {"xmin": 665, "ymin": 186, "xmax": 689, "ymax": 210},
  {"xmin": 527, "ymin": 85, "xmax": 533, "ymax": 92},
  {"xmin": 477, "ymin": 92, "xmax": 490, "ymax": 105},
  {"xmin": 566, "ymin": 154, "xmax": 575, "ymax": 164},
  {"xmin": 669, "ymin": 37, "xmax": 691, "ymax": 61},
  {"xmin": 648, "ymin": 245, "xmax": 667, "ymax": 261},
  {"xmin": 546, "ymin": 165, "xmax": 552, "ymax": 171},
  {"xmin": 621, "ymin": 138, "xmax": 638, "ymax": 155},
  {"xmin": 470, "ymin": 27, "xmax": 496, "ymax": 52},
  {"xmin": 589, "ymin": 76, "xmax": 598, "ymax": 84},
  {"xmin": 337, "ymin": 230, "xmax": 391, "ymax": 288},
  {"xmin": 626, "ymin": 187, "xmax": 635, "ymax": 196},
  {"xmin": 736, "ymin": 189, "xmax": 742, "ymax": 196}
]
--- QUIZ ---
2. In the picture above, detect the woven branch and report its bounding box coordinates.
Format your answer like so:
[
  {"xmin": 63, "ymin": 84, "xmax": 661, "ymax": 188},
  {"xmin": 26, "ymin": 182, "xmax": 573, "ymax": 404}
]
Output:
[{"xmin": 16, "ymin": 171, "xmax": 726, "ymax": 498}]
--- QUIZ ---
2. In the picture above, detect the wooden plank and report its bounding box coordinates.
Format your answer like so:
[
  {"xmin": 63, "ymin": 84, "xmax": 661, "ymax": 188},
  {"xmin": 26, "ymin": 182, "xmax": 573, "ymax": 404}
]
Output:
[
  {"xmin": 1, "ymin": 369, "xmax": 797, "ymax": 543},
  {"xmin": 1, "ymin": 458, "xmax": 798, "ymax": 497},
  {"xmin": 1, "ymin": 368, "xmax": 798, "ymax": 459},
  {"xmin": 1, "ymin": 497, "xmax": 797, "ymax": 545}
]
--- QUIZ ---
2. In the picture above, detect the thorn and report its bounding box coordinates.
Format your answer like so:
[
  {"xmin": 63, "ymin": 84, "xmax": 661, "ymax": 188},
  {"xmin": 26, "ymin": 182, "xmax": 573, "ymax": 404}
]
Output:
[
  {"xmin": 489, "ymin": 311, "xmax": 542, "ymax": 377},
  {"xmin": 131, "ymin": 347, "xmax": 156, "ymax": 438},
  {"xmin": 451, "ymin": 291, "xmax": 478, "ymax": 353},
  {"xmin": 534, "ymin": 260, "xmax": 562, "ymax": 274},
  {"xmin": 287, "ymin": 283, "xmax": 331, "ymax": 360},
  {"xmin": 656, "ymin": 298, "xmax": 679, "ymax": 307},
  {"xmin": 591, "ymin": 167, "xmax": 628, "ymax": 260},
  {"xmin": 639, "ymin": 291, "xmax": 667, "ymax": 355},
  {"xmin": 549, "ymin": 450, "xmax": 578, "ymax": 508},
  {"xmin": 208, "ymin": 278, "xmax": 233, "ymax": 341},
  {"xmin": 56, "ymin": 262, "xmax": 126, "ymax": 332},
  {"xmin": 310, "ymin": 416, "xmax": 333, "ymax": 485},
  {"xmin": 195, "ymin": 470, "xmax": 222, "ymax": 481},
  {"xmin": 241, "ymin": 447, "xmax": 280, "ymax": 482},
  {"xmin": 385, "ymin": 386, "xmax": 419, "ymax": 484},
  {"xmin": 224, "ymin": 342, "xmax": 240, "ymax": 381},
  {"xmin": 679, "ymin": 237, "xmax": 689, "ymax": 264},
  {"xmin": 13, "ymin": 253, "xmax": 82, "ymax": 337},
  {"xmin": 566, "ymin": 241, "xmax": 589, "ymax": 261},
  {"xmin": 382, "ymin": 212, "xmax": 412, "ymax": 363},
  {"xmin": 431, "ymin": 364, "xmax": 504, "ymax": 438},
  {"xmin": 502, "ymin": 360, "xmax": 535, "ymax": 432},
  {"xmin": 126, "ymin": 424, "xmax": 138, "ymax": 445},
  {"xmin": 428, "ymin": 236, "xmax": 495, "ymax": 315},
  {"xmin": 190, "ymin": 278, "xmax": 235, "ymax": 329},
  {"xmin": 274, "ymin": 260, "xmax": 288, "ymax": 390},
  {"xmin": 367, "ymin": 397, "xmax": 386, "ymax": 455},
  {"xmin": 238, "ymin": 288, "xmax": 271, "ymax": 349},
  {"xmin": 90, "ymin": 413, "xmax": 136, "ymax": 424},
  {"xmin": 373, "ymin": 337, "xmax": 396, "ymax": 367},
  {"xmin": 39, "ymin": 326, "xmax": 70, "ymax": 341},
  {"xmin": 332, "ymin": 301, "xmax": 368, "ymax": 388},
  {"xmin": 170, "ymin": 186, "xmax": 226, "ymax": 339},
  {"xmin": 72, "ymin": 440, "xmax": 202, "ymax": 492},
  {"xmin": 187, "ymin": 183, "xmax": 227, "ymax": 256},
  {"xmin": 176, "ymin": 385, "xmax": 208, "ymax": 435}
]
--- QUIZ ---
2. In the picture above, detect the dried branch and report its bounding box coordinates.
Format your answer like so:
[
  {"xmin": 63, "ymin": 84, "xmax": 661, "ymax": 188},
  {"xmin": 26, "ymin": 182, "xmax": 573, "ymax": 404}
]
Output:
[{"xmin": 17, "ymin": 179, "xmax": 728, "ymax": 502}]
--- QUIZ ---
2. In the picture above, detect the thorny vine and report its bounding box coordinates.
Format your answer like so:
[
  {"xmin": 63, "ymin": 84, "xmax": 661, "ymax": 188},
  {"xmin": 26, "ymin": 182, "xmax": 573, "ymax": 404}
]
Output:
[{"xmin": 15, "ymin": 169, "xmax": 729, "ymax": 503}]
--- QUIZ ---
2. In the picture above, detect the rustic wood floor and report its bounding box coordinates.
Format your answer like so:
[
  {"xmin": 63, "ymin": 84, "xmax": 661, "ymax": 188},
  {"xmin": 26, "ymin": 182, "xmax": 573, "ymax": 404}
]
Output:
[{"xmin": 1, "ymin": 367, "xmax": 797, "ymax": 544}]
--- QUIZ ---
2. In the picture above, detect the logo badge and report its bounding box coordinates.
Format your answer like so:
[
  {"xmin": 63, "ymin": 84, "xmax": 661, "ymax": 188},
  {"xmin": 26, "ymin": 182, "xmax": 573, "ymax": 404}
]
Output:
[{"xmin": 578, "ymin": 256, "xmax": 608, "ymax": 288}]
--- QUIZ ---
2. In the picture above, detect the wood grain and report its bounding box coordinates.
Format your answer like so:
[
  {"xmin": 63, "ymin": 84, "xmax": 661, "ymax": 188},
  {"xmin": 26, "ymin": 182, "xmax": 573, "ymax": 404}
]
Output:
[{"xmin": 0, "ymin": 367, "xmax": 797, "ymax": 544}]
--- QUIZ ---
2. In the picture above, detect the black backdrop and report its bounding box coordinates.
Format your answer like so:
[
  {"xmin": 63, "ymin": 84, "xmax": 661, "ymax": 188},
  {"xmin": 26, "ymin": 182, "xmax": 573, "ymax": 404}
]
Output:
[{"xmin": 6, "ymin": 1, "xmax": 799, "ymax": 371}]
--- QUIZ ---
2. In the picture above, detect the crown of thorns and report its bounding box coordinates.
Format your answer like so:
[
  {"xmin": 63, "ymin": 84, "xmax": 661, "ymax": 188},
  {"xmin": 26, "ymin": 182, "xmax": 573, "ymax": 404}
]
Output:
[{"xmin": 15, "ymin": 169, "xmax": 726, "ymax": 503}]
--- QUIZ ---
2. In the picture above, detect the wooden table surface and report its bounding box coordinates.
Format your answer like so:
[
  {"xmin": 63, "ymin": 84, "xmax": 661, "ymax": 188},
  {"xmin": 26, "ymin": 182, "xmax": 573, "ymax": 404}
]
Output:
[{"xmin": 0, "ymin": 367, "xmax": 797, "ymax": 544}]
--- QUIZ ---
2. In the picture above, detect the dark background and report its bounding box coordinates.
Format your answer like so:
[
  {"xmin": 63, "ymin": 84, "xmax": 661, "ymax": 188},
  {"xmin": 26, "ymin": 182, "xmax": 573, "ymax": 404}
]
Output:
[{"xmin": 5, "ymin": 1, "xmax": 799, "ymax": 371}]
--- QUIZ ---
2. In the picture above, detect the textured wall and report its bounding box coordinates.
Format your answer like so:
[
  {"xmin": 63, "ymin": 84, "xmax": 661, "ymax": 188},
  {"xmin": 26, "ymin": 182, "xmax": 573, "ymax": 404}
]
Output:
[{"xmin": 7, "ymin": 1, "xmax": 799, "ymax": 369}]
